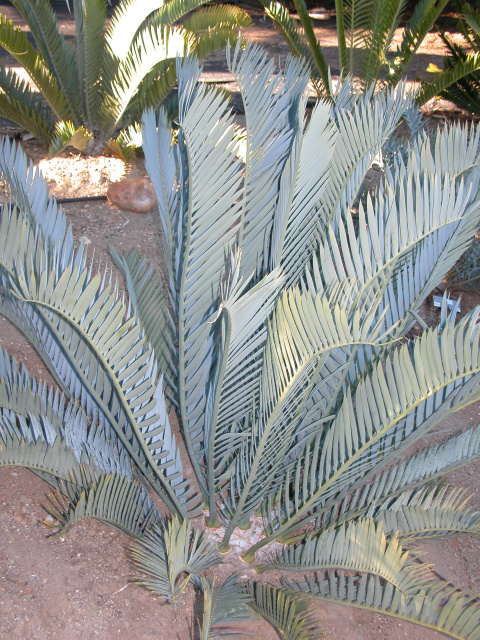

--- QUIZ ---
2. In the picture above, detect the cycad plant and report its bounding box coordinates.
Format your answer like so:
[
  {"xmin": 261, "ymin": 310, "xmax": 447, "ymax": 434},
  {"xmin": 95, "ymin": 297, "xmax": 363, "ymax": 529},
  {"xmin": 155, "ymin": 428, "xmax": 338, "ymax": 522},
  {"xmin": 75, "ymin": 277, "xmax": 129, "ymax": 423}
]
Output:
[
  {"xmin": 419, "ymin": 0, "xmax": 480, "ymax": 112},
  {"xmin": 260, "ymin": 0, "xmax": 452, "ymax": 96},
  {"xmin": 4, "ymin": 42, "xmax": 480, "ymax": 638},
  {"xmin": 0, "ymin": 0, "xmax": 251, "ymax": 157}
]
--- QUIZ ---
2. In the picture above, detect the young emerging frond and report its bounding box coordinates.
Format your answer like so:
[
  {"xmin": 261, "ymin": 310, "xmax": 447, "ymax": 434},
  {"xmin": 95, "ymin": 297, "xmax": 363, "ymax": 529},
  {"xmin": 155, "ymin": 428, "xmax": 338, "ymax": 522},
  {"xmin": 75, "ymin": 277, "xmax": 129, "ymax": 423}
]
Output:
[{"xmin": 131, "ymin": 516, "xmax": 222, "ymax": 603}]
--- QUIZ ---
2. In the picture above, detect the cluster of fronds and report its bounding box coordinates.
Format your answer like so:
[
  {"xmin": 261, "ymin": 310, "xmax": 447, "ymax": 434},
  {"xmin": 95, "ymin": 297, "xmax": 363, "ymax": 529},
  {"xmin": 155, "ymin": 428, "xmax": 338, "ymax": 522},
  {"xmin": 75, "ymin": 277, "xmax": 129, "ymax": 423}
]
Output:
[{"xmin": 3, "ymin": 39, "xmax": 480, "ymax": 639}]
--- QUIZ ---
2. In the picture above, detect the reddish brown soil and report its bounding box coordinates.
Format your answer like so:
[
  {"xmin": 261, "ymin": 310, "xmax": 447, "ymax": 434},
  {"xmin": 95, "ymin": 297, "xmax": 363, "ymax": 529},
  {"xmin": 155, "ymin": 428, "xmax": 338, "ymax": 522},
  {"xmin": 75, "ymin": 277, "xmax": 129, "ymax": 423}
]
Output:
[{"xmin": 1, "ymin": 2, "xmax": 480, "ymax": 639}]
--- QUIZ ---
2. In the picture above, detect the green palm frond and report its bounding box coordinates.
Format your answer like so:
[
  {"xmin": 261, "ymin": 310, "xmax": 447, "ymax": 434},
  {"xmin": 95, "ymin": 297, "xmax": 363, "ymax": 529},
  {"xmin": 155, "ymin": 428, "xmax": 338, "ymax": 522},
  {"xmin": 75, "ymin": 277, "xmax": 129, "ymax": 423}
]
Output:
[
  {"xmin": 105, "ymin": 0, "xmax": 166, "ymax": 60},
  {"xmin": 146, "ymin": 0, "xmax": 214, "ymax": 31},
  {"xmin": 74, "ymin": 0, "xmax": 107, "ymax": 131},
  {"xmin": 418, "ymin": 52, "xmax": 480, "ymax": 106},
  {"xmin": 103, "ymin": 25, "xmax": 189, "ymax": 136},
  {"xmin": 0, "ymin": 94, "xmax": 52, "ymax": 146},
  {"xmin": 358, "ymin": 0, "xmax": 406, "ymax": 87},
  {"xmin": 341, "ymin": 0, "xmax": 373, "ymax": 70},
  {"xmin": 123, "ymin": 60, "xmax": 178, "ymax": 122},
  {"xmin": 10, "ymin": 0, "xmax": 80, "ymax": 114},
  {"xmin": 377, "ymin": 486, "xmax": 480, "ymax": 540},
  {"xmin": 257, "ymin": 519, "xmax": 429, "ymax": 596},
  {"xmin": 291, "ymin": 0, "xmax": 330, "ymax": 96},
  {"xmin": 388, "ymin": 0, "xmax": 449, "ymax": 87},
  {"xmin": 48, "ymin": 121, "xmax": 93, "ymax": 157},
  {"xmin": 261, "ymin": 1, "xmax": 324, "ymax": 97},
  {"xmin": 197, "ymin": 575, "xmax": 256, "ymax": 640},
  {"xmin": 189, "ymin": 26, "xmax": 245, "ymax": 62},
  {"xmin": 0, "ymin": 65, "xmax": 53, "ymax": 143},
  {"xmin": 184, "ymin": 5, "xmax": 252, "ymax": 32},
  {"xmin": 131, "ymin": 516, "xmax": 222, "ymax": 603},
  {"xmin": 288, "ymin": 573, "xmax": 480, "ymax": 639},
  {"xmin": 46, "ymin": 472, "xmax": 162, "ymax": 538},
  {"xmin": 424, "ymin": 8, "xmax": 480, "ymax": 115},
  {"xmin": 244, "ymin": 582, "xmax": 323, "ymax": 640},
  {"xmin": 0, "ymin": 15, "xmax": 73, "ymax": 120}
]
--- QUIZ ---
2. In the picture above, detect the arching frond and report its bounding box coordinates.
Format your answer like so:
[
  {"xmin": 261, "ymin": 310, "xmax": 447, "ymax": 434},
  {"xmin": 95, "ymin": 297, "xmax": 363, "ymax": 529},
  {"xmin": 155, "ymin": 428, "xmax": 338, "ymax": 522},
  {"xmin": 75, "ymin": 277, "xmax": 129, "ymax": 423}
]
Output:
[
  {"xmin": 10, "ymin": 0, "xmax": 80, "ymax": 117},
  {"xmin": 105, "ymin": 0, "xmax": 167, "ymax": 60},
  {"xmin": 184, "ymin": 5, "xmax": 252, "ymax": 33},
  {"xmin": 0, "ymin": 196, "xmax": 196, "ymax": 518},
  {"xmin": 103, "ymin": 25, "xmax": 189, "ymax": 135},
  {"xmin": 257, "ymin": 519, "xmax": 429, "ymax": 596},
  {"xmin": 47, "ymin": 472, "xmax": 162, "ymax": 539},
  {"xmin": 319, "ymin": 85, "xmax": 412, "ymax": 237},
  {"xmin": 377, "ymin": 486, "xmax": 480, "ymax": 540},
  {"xmin": 0, "ymin": 14, "xmax": 73, "ymax": 120},
  {"xmin": 417, "ymin": 52, "xmax": 480, "ymax": 106},
  {"xmin": 287, "ymin": 573, "xmax": 480, "ymax": 640},
  {"xmin": 0, "ymin": 66, "xmax": 53, "ymax": 143},
  {"xmin": 316, "ymin": 151, "xmax": 480, "ymax": 341},
  {"xmin": 246, "ymin": 312, "xmax": 480, "ymax": 557},
  {"xmin": 220, "ymin": 285, "xmax": 387, "ymax": 541},
  {"xmin": 300, "ymin": 423, "xmax": 480, "ymax": 535},
  {"xmin": 123, "ymin": 60, "xmax": 178, "ymax": 123}
]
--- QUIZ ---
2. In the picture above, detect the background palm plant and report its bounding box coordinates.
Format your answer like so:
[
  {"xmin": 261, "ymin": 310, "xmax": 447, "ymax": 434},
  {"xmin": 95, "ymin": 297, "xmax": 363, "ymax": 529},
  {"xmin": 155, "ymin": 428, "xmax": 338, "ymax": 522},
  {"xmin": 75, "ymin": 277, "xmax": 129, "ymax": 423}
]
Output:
[
  {"xmin": 3, "ymin": 42, "xmax": 480, "ymax": 637},
  {"xmin": 419, "ymin": 0, "xmax": 480, "ymax": 112},
  {"xmin": 260, "ymin": 0, "xmax": 480, "ymax": 107},
  {"xmin": 0, "ymin": 0, "xmax": 251, "ymax": 158},
  {"xmin": 259, "ymin": 0, "xmax": 451, "ymax": 96}
]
